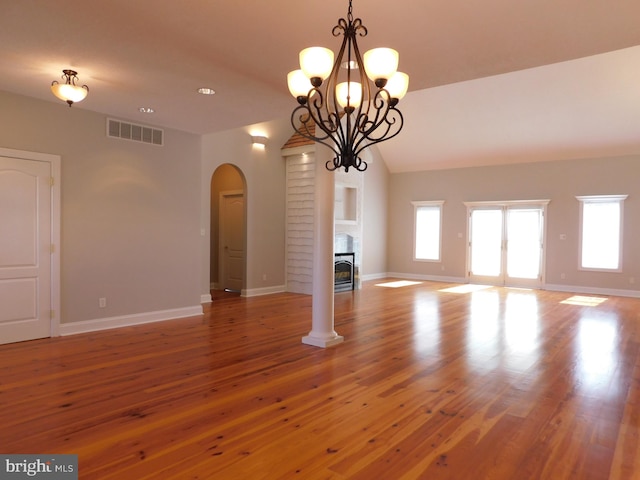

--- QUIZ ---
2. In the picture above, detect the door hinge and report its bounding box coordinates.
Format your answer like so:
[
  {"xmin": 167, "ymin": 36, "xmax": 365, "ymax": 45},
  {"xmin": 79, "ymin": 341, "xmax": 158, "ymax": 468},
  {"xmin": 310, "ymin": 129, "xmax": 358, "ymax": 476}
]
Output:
[
  {"xmin": 50, "ymin": 244, "xmax": 55, "ymax": 254},
  {"xmin": 50, "ymin": 177, "xmax": 54, "ymax": 186},
  {"xmin": 50, "ymin": 310, "xmax": 55, "ymax": 319}
]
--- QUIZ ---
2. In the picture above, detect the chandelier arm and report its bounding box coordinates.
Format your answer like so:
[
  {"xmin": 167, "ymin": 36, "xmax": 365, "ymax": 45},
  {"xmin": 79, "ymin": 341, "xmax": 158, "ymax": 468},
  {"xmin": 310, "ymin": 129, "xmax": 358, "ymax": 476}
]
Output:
[
  {"xmin": 367, "ymin": 109, "xmax": 404, "ymax": 143},
  {"xmin": 291, "ymin": 101, "xmax": 352, "ymax": 172},
  {"xmin": 291, "ymin": 107, "xmax": 339, "ymax": 151},
  {"xmin": 353, "ymin": 108, "xmax": 405, "ymax": 159},
  {"xmin": 352, "ymin": 90, "xmax": 403, "ymax": 150},
  {"xmin": 349, "ymin": 95, "xmax": 404, "ymax": 156},
  {"xmin": 359, "ymin": 89, "xmax": 392, "ymax": 134},
  {"xmin": 309, "ymin": 91, "xmax": 340, "ymax": 140},
  {"xmin": 302, "ymin": 86, "xmax": 340, "ymax": 143},
  {"xmin": 309, "ymin": 94, "xmax": 350, "ymax": 160}
]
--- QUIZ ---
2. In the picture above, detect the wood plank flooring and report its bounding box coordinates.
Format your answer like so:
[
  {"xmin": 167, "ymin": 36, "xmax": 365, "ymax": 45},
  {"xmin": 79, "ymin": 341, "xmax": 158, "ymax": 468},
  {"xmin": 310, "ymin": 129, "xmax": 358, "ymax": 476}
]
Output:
[{"xmin": 1, "ymin": 280, "xmax": 639, "ymax": 479}]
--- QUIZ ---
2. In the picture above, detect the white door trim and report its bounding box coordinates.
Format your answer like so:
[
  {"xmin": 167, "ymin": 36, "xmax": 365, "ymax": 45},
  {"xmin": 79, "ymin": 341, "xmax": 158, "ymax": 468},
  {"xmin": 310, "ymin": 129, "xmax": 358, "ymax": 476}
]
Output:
[{"xmin": 0, "ymin": 147, "xmax": 61, "ymax": 337}]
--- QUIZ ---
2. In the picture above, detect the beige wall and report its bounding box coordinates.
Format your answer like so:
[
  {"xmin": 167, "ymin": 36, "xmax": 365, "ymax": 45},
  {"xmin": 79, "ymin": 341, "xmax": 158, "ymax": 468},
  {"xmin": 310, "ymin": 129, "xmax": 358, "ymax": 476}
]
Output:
[
  {"xmin": 201, "ymin": 119, "xmax": 290, "ymax": 295},
  {"xmin": 389, "ymin": 155, "xmax": 640, "ymax": 294},
  {"xmin": 0, "ymin": 90, "xmax": 202, "ymax": 323},
  {"xmin": 361, "ymin": 147, "xmax": 390, "ymax": 278}
]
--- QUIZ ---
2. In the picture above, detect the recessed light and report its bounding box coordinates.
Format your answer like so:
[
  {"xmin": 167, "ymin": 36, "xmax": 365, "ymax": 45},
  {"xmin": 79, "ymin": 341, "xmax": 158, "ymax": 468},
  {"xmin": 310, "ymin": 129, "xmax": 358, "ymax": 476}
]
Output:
[
  {"xmin": 198, "ymin": 87, "xmax": 216, "ymax": 95},
  {"xmin": 139, "ymin": 107, "xmax": 154, "ymax": 113}
]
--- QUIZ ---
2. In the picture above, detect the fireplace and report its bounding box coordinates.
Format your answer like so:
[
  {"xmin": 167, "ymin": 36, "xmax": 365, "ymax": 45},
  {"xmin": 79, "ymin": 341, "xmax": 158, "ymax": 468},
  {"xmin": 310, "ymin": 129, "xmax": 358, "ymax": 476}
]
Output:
[
  {"xmin": 334, "ymin": 233, "xmax": 357, "ymax": 292},
  {"xmin": 334, "ymin": 252, "xmax": 355, "ymax": 292}
]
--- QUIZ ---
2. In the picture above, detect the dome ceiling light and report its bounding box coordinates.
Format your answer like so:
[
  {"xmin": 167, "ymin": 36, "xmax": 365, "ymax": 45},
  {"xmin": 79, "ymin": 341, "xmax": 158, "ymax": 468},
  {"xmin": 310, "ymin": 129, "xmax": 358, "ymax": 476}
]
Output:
[{"xmin": 51, "ymin": 69, "xmax": 89, "ymax": 107}]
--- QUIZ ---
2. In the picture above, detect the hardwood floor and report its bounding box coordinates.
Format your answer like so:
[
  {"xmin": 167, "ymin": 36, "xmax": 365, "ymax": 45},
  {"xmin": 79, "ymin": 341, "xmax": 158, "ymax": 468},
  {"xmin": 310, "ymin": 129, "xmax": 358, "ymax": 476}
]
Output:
[{"xmin": 1, "ymin": 280, "xmax": 639, "ymax": 479}]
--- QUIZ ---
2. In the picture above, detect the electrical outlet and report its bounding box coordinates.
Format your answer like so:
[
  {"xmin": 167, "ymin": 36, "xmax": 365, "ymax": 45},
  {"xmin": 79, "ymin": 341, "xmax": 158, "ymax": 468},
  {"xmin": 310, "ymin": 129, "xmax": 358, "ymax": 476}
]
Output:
[{"xmin": 99, "ymin": 297, "xmax": 107, "ymax": 308}]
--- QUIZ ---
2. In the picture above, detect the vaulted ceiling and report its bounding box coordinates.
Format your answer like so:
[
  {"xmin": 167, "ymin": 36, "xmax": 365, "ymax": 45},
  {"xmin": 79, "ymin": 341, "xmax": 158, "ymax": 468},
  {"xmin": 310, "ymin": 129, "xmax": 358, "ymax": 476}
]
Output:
[{"xmin": 2, "ymin": 1, "xmax": 640, "ymax": 172}]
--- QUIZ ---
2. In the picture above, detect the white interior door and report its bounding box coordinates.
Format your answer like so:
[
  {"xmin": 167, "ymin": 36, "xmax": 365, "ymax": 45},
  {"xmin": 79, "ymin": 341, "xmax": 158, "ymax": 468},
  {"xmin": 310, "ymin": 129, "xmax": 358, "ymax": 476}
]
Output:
[
  {"xmin": 0, "ymin": 155, "xmax": 52, "ymax": 344},
  {"xmin": 220, "ymin": 192, "xmax": 245, "ymax": 292},
  {"xmin": 468, "ymin": 204, "xmax": 545, "ymax": 288}
]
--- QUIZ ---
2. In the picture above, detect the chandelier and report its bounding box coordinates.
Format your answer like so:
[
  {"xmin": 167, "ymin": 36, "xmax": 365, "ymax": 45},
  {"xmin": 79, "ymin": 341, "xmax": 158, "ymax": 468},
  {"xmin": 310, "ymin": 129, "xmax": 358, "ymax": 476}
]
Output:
[
  {"xmin": 51, "ymin": 69, "xmax": 89, "ymax": 107},
  {"xmin": 287, "ymin": 0, "xmax": 409, "ymax": 172}
]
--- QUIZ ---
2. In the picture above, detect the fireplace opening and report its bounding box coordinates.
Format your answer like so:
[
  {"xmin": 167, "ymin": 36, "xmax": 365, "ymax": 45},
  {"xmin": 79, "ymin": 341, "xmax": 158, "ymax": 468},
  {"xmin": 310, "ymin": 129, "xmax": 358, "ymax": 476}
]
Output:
[{"xmin": 335, "ymin": 252, "xmax": 355, "ymax": 292}]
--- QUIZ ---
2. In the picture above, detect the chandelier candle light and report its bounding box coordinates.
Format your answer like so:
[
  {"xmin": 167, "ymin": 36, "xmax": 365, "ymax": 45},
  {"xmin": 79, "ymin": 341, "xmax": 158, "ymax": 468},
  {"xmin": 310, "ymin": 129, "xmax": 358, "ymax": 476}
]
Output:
[
  {"xmin": 288, "ymin": 0, "xmax": 409, "ymax": 172},
  {"xmin": 51, "ymin": 69, "xmax": 89, "ymax": 107}
]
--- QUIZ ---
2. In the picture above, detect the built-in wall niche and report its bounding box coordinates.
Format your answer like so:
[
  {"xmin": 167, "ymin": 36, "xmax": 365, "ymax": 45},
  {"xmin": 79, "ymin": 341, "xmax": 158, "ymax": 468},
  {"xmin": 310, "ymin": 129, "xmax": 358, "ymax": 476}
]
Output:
[{"xmin": 335, "ymin": 184, "xmax": 357, "ymax": 223}]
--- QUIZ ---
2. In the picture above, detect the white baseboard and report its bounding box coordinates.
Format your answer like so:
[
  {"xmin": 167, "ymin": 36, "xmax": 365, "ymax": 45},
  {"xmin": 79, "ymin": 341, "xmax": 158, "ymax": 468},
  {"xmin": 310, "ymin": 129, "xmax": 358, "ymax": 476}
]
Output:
[
  {"xmin": 243, "ymin": 284, "xmax": 286, "ymax": 297},
  {"xmin": 378, "ymin": 272, "xmax": 640, "ymax": 298},
  {"xmin": 386, "ymin": 272, "xmax": 468, "ymax": 284},
  {"xmin": 59, "ymin": 305, "xmax": 204, "ymax": 336},
  {"xmin": 201, "ymin": 293, "xmax": 212, "ymax": 303},
  {"xmin": 359, "ymin": 272, "xmax": 389, "ymax": 282},
  {"xmin": 544, "ymin": 283, "xmax": 640, "ymax": 298}
]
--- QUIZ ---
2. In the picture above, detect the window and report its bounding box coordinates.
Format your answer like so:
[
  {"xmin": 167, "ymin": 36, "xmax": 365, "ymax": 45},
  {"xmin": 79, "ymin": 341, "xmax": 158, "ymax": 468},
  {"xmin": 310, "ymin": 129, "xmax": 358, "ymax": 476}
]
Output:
[
  {"xmin": 412, "ymin": 201, "xmax": 444, "ymax": 261},
  {"xmin": 577, "ymin": 195, "xmax": 627, "ymax": 271}
]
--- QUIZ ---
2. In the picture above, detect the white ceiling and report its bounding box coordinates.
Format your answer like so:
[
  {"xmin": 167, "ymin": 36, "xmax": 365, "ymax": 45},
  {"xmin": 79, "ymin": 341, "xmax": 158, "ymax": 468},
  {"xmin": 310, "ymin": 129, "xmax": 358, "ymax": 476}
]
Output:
[{"xmin": 2, "ymin": 0, "xmax": 640, "ymax": 172}]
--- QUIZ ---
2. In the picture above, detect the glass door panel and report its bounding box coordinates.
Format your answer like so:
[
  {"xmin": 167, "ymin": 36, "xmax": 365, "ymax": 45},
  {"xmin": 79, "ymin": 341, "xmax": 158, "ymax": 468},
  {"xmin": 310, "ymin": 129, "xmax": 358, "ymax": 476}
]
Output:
[
  {"xmin": 469, "ymin": 209, "xmax": 503, "ymax": 282},
  {"xmin": 506, "ymin": 208, "xmax": 543, "ymax": 286}
]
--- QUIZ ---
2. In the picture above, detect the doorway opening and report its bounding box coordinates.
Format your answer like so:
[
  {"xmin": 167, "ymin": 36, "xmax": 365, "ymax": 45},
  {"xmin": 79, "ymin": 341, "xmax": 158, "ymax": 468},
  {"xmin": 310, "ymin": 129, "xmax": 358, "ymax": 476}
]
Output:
[{"xmin": 210, "ymin": 164, "xmax": 246, "ymax": 295}]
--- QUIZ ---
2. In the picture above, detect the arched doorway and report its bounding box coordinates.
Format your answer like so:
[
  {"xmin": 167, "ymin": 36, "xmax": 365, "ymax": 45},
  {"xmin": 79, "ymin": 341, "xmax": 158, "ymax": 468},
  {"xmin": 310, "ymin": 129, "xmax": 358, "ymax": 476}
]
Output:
[{"xmin": 210, "ymin": 164, "xmax": 247, "ymax": 294}]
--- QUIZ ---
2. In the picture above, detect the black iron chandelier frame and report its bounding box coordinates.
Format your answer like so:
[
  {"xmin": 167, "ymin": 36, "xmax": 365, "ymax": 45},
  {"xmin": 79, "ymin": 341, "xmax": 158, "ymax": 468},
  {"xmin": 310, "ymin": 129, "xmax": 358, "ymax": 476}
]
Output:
[{"xmin": 290, "ymin": 0, "xmax": 405, "ymax": 172}]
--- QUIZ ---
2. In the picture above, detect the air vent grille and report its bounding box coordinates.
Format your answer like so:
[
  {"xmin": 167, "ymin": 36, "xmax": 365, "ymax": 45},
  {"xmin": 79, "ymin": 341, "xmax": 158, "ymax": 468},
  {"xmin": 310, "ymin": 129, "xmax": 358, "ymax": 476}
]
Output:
[{"xmin": 107, "ymin": 118, "xmax": 163, "ymax": 146}]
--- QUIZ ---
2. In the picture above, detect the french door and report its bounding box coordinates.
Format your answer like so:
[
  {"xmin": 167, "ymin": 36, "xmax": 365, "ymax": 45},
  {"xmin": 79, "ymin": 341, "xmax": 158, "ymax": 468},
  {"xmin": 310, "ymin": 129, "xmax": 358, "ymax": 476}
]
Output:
[{"xmin": 466, "ymin": 201, "xmax": 548, "ymax": 288}]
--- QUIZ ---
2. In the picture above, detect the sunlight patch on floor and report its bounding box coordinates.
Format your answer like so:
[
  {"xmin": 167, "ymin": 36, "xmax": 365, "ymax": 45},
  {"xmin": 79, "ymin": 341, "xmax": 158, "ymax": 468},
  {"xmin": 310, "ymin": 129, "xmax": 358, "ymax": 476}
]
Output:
[
  {"xmin": 560, "ymin": 295, "xmax": 608, "ymax": 306},
  {"xmin": 439, "ymin": 284, "xmax": 492, "ymax": 294},
  {"xmin": 375, "ymin": 280, "xmax": 423, "ymax": 288}
]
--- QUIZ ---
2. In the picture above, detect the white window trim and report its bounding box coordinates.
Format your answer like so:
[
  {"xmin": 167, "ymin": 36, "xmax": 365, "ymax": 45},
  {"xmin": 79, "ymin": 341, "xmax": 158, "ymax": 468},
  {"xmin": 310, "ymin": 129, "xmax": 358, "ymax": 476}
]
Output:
[
  {"xmin": 463, "ymin": 199, "xmax": 551, "ymax": 208},
  {"xmin": 411, "ymin": 200, "xmax": 444, "ymax": 262},
  {"xmin": 576, "ymin": 194, "xmax": 628, "ymax": 272}
]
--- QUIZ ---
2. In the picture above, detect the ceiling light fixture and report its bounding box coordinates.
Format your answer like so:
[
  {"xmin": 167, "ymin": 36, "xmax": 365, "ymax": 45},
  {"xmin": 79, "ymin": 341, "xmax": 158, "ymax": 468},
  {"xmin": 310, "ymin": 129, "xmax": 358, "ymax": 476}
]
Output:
[
  {"xmin": 198, "ymin": 87, "xmax": 216, "ymax": 95},
  {"xmin": 287, "ymin": 0, "xmax": 409, "ymax": 172},
  {"xmin": 50, "ymin": 69, "xmax": 89, "ymax": 107},
  {"xmin": 139, "ymin": 107, "xmax": 155, "ymax": 113}
]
